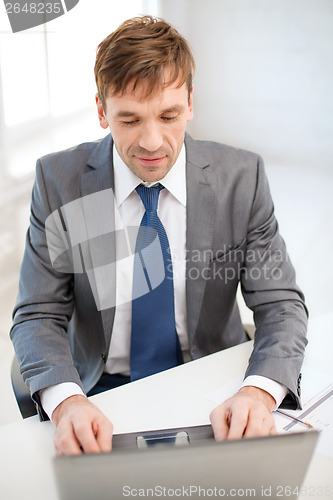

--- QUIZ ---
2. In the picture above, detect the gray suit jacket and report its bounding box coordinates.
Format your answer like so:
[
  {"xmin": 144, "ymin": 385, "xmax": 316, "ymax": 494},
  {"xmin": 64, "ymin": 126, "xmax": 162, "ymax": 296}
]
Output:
[{"xmin": 11, "ymin": 133, "xmax": 308, "ymax": 419}]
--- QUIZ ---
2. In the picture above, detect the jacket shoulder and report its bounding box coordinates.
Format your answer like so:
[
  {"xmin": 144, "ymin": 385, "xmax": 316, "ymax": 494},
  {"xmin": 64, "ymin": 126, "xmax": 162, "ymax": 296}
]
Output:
[
  {"xmin": 188, "ymin": 136, "xmax": 261, "ymax": 164},
  {"xmin": 38, "ymin": 138, "xmax": 104, "ymax": 170}
]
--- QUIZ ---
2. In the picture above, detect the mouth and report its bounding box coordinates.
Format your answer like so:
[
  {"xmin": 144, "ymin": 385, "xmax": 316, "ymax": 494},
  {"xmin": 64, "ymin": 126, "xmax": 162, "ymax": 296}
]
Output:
[{"xmin": 135, "ymin": 156, "xmax": 166, "ymax": 167}]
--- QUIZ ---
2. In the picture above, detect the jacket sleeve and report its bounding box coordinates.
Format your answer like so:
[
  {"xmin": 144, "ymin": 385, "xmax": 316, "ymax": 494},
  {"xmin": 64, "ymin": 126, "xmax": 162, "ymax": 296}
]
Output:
[
  {"xmin": 241, "ymin": 156, "xmax": 308, "ymax": 409},
  {"xmin": 10, "ymin": 159, "xmax": 84, "ymax": 419}
]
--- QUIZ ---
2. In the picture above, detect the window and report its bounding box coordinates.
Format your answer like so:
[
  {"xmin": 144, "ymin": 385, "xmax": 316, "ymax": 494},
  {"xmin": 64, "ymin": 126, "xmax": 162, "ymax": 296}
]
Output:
[{"xmin": 0, "ymin": 0, "xmax": 160, "ymax": 178}]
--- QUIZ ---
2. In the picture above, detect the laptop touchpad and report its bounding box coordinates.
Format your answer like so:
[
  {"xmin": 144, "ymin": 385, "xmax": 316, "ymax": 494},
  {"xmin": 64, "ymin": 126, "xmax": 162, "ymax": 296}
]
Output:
[{"xmin": 136, "ymin": 431, "xmax": 189, "ymax": 449}]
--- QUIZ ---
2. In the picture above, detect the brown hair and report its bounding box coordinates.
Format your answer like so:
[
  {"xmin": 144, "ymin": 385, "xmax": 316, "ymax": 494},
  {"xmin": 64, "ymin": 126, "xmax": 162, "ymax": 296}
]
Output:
[{"xmin": 94, "ymin": 15, "xmax": 195, "ymax": 109}]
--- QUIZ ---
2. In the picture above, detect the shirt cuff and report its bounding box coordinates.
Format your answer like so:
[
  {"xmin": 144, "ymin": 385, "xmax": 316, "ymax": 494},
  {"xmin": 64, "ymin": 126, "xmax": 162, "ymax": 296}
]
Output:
[
  {"xmin": 39, "ymin": 382, "xmax": 86, "ymax": 421},
  {"xmin": 240, "ymin": 375, "xmax": 288, "ymax": 411}
]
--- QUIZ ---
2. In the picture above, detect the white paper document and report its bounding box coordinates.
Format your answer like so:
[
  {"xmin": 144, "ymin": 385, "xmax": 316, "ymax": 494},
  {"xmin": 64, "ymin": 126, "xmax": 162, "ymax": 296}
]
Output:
[{"xmin": 276, "ymin": 383, "xmax": 333, "ymax": 460}]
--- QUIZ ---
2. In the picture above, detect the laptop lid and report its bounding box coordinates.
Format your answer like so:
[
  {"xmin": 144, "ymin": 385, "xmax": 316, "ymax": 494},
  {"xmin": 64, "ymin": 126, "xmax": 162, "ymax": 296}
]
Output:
[{"xmin": 54, "ymin": 425, "xmax": 319, "ymax": 500}]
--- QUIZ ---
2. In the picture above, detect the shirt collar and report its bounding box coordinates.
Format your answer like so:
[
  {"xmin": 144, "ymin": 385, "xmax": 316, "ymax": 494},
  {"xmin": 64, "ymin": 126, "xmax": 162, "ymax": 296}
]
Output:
[{"xmin": 113, "ymin": 143, "xmax": 187, "ymax": 208}]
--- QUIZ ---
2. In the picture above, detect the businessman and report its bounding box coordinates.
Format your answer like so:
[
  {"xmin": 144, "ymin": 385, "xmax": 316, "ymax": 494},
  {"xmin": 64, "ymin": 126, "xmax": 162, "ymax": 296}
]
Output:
[{"xmin": 10, "ymin": 16, "xmax": 307, "ymax": 456}]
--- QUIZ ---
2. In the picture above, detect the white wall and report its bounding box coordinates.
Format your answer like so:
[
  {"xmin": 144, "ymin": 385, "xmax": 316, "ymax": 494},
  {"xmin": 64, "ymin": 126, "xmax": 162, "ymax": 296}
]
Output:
[
  {"xmin": 159, "ymin": 0, "xmax": 333, "ymax": 321},
  {"xmin": 159, "ymin": 0, "xmax": 333, "ymax": 169}
]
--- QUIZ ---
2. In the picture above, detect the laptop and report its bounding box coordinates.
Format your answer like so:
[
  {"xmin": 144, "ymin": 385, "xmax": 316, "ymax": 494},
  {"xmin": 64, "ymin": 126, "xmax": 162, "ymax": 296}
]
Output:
[{"xmin": 54, "ymin": 425, "xmax": 319, "ymax": 500}]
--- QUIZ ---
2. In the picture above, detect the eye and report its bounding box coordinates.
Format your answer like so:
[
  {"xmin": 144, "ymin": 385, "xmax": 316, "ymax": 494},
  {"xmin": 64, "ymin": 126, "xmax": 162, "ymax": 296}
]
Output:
[
  {"xmin": 122, "ymin": 120, "xmax": 138, "ymax": 126},
  {"xmin": 161, "ymin": 116, "xmax": 178, "ymax": 123}
]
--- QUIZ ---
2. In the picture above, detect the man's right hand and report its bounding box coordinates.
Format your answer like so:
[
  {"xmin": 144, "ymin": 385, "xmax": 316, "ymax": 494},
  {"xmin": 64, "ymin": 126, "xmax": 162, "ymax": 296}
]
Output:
[{"xmin": 52, "ymin": 395, "xmax": 113, "ymax": 456}]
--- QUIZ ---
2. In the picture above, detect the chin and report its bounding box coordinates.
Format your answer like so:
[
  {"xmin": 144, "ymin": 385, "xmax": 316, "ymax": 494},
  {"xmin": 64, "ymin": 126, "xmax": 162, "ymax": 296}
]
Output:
[{"xmin": 140, "ymin": 169, "xmax": 167, "ymax": 183}]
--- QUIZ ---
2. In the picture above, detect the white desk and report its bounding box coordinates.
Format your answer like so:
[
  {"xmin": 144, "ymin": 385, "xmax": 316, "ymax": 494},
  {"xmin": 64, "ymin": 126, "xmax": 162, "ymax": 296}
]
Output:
[{"xmin": 1, "ymin": 325, "xmax": 332, "ymax": 500}]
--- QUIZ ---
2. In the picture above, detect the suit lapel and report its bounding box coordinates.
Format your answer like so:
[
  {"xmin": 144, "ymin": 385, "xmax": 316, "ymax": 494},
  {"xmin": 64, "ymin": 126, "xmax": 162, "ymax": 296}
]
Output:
[
  {"xmin": 185, "ymin": 134, "xmax": 217, "ymax": 352},
  {"xmin": 80, "ymin": 134, "xmax": 116, "ymax": 350}
]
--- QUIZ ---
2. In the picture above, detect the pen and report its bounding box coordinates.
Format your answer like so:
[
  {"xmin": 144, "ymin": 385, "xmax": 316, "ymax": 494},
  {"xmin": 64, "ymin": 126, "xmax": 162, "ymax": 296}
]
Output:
[{"xmin": 275, "ymin": 409, "xmax": 313, "ymax": 429}]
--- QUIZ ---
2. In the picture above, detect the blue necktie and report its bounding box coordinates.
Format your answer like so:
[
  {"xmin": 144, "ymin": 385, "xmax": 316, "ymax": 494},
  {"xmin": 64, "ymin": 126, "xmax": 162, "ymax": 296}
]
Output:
[{"xmin": 130, "ymin": 184, "xmax": 183, "ymax": 381}]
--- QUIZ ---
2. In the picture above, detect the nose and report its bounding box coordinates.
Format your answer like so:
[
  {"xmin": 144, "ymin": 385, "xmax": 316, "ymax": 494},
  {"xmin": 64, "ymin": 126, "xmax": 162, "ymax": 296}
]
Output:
[{"xmin": 138, "ymin": 122, "xmax": 163, "ymax": 152}]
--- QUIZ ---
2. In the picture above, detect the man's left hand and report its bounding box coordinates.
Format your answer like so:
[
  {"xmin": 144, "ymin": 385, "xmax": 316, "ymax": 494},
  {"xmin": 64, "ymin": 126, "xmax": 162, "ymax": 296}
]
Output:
[{"xmin": 210, "ymin": 386, "xmax": 277, "ymax": 441}]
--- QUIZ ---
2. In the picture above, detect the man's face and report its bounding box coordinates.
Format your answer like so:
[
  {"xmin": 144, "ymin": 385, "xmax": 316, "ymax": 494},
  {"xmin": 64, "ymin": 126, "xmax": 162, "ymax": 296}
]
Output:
[{"xmin": 96, "ymin": 75, "xmax": 193, "ymax": 182}]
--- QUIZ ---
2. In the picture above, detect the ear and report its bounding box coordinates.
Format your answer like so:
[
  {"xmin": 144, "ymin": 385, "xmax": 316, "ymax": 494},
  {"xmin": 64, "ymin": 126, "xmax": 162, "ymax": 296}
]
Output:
[{"xmin": 96, "ymin": 94, "xmax": 109, "ymax": 129}]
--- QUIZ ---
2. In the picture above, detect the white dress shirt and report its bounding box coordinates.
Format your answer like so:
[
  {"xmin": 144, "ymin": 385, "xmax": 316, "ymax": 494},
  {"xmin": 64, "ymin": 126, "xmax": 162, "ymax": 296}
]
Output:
[
  {"xmin": 40, "ymin": 143, "xmax": 287, "ymax": 419},
  {"xmin": 105, "ymin": 144, "xmax": 190, "ymax": 375}
]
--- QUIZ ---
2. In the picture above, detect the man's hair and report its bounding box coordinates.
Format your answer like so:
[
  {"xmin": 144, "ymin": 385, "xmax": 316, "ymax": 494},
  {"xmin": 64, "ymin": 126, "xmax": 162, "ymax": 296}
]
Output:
[{"xmin": 94, "ymin": 15, "xmax": 195, "ymax": 109}]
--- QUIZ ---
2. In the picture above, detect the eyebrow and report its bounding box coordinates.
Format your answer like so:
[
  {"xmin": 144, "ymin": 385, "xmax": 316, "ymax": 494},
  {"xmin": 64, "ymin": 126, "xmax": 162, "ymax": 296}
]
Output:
[
  {"xmin": 115, "ymin": 105, "xmax": 185, "ymax": 118},
  {"xmin": 115, "ymin": 111, "xmax": 138, "ymax": 118},
  {"xmin": 160, "ymin": 105, "xmax": 185, "ymax": 114}
]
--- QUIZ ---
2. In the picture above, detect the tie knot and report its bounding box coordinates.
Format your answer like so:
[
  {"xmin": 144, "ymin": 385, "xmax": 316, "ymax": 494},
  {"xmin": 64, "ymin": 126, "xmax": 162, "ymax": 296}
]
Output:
[{"xmin": 136, "ymin": 184, "xmax": 164, "ymax": 212}]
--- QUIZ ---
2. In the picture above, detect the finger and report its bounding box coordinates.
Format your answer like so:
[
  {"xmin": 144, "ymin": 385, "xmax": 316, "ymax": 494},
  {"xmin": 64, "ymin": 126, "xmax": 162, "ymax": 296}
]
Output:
[
  {"xmin": 210, "ymin": 406, "xmax": 231, "ymax": 441},
  {"xmin": 265, "ymin": 414, "xmax": 277, "ymax": 436},
  {"xmin": 269, "ymin": 420, "xmax": 278, "ymax": 435},
  {"xmin": 243, "ymin": 406, "xmax": 276, "ymax": 438},
  {"xmin": 54, "ymin": 422, "xmax": 82, "ymax": 456},
  {"xmin": 73, "ymin": 420, "xmax": 101, "ymax": 454},
  {"xmin": 227, "ymin": 407, "xmax": 249, "ymax": 440},
  {"xmin": 93, "ymin": 419, "xmax": 113, "ymax": 453}
]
